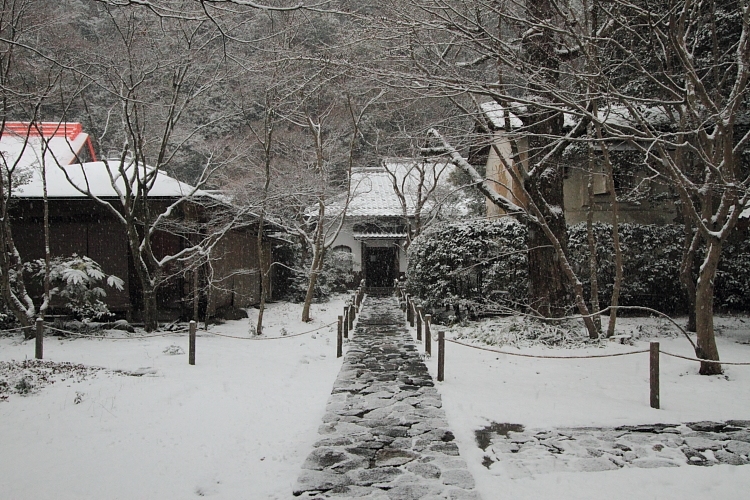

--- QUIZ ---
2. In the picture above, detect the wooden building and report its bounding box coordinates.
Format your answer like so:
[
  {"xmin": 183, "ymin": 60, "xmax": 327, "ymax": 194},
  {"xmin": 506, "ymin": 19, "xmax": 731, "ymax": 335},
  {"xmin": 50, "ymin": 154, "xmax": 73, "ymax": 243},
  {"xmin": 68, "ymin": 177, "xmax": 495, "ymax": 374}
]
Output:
[{"xmin": 4, "ymin": 122, "xmax": 280, "ymax": 321}]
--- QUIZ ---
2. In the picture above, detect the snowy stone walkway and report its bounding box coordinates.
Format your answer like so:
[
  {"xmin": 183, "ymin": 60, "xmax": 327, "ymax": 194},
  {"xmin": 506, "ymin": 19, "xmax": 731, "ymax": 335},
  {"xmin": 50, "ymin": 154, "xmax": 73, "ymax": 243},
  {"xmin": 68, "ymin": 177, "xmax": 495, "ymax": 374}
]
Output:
[
  {"xmin": 479, "ymin": 420, "xmax": 750, "ymax": 477},
  {"xmin": 294, "ymin": 295, "xmax": 480, "ymax": 499}
]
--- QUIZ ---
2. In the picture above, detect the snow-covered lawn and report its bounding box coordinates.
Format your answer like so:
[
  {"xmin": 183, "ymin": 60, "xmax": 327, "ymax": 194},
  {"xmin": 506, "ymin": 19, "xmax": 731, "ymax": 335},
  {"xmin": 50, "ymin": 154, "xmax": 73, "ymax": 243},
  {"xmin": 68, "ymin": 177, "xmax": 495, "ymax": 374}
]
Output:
[
  {"xmin": 425, "ymin": 315, "xmax": 750, "ymax": 500},
  {"xmin": 0, "ymin": 297, "xmax": 347, "ymax": 500},
  {"xmin": 1, "ymin": 301, "xmax": 749, "ymax": 499}
]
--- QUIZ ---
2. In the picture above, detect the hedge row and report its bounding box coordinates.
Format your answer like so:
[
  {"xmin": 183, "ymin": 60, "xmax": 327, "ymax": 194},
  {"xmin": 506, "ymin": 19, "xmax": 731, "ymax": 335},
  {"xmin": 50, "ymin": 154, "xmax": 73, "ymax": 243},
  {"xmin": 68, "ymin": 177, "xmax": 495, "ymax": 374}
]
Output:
[{"xmin": 407, "ymin": 219, "xmax": 750, "ymax": 313}]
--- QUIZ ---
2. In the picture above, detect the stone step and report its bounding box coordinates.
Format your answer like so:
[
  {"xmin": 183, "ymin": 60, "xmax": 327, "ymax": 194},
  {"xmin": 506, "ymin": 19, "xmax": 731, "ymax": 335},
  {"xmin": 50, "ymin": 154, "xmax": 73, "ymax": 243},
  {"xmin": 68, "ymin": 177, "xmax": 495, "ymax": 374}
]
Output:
[{"xmin": 294, "ymin": 296, "xmax": 480, "ymax": 499}]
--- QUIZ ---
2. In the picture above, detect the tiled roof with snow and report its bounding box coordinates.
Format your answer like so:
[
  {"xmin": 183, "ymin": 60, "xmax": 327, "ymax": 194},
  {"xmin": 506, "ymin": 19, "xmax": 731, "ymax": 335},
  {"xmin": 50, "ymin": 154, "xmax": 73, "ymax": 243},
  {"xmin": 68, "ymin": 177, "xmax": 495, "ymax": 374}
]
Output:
[
  {"xmin": 481, "ymin": 101, "xmax": 673, "ymax": 132},
  {"xmin": 329, "ymin": 158, "xmax": 457, "ymax": 218},
  {"xmin": 481, "ymin": 101, "xmax": 524, "ymax": 130},
  {"xmin": 13, "ymin": 160, "xmax": 211, "ymax": 199}
]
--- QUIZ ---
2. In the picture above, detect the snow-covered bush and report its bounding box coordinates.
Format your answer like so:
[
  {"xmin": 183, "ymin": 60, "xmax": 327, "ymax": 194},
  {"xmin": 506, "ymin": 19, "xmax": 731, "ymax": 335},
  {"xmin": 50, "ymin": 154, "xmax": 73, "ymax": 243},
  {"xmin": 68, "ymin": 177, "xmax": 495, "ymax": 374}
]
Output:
[
  {"xmin": 408, "ymin": 219, "xmax": 750, "ymax": 315},
  {"xmin": 715, "ymin": 233, "xmax": 750, "ymax": 310},
  {"xmin": 406, "ymin": 218, "xmax": 528, "ymax": 309},
  {"xmin": 285, "ymin": 248, "xmax": 355, "ymax": 303},
  {"xmin": 568, "ymin": 223, "xmax": 750, "ymax": 313},
  {"xmin": 568, "ymin": 223, "xmax": 687, "ymax": 313},
  {"xmin": 27, "ymin": 255, "xmax": 124, "ymax": 321}
]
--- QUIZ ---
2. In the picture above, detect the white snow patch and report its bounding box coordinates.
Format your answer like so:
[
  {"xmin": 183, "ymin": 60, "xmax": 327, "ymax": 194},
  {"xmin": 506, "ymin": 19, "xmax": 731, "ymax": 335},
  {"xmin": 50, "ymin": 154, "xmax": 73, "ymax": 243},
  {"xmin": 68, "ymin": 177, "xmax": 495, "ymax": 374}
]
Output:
[{"xmin": 0, "ymin": 296, "xmax": 347, "ymax": 499}]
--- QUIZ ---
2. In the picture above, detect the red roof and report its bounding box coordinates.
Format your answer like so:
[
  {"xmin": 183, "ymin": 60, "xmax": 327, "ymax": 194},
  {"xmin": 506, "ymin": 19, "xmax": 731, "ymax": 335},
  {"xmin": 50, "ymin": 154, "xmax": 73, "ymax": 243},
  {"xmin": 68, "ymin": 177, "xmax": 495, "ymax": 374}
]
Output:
[{"xmin": 3, "ymin": 122, "xmax": 84, "ymax": 141}]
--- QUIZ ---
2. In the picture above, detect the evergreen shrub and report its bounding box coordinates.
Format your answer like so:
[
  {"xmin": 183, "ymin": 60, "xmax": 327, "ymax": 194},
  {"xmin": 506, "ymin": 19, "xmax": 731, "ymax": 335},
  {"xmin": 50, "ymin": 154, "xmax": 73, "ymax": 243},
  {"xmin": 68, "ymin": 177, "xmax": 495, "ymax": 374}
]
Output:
[
  {"xmin": 408, "ymin": 220, "xmax": 750, "ymax": 314},
  {"xmin": 406, "ymin": 218, "xmax": 528, "ymax": 309}
]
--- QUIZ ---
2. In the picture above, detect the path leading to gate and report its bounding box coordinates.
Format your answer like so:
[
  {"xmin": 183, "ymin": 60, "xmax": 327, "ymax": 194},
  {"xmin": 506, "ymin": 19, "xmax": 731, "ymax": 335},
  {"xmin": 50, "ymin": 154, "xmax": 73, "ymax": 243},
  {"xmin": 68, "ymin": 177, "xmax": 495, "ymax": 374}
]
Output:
[{"xmin": 294, "ymin": 295, "xmax": 480, "ymax": 499}]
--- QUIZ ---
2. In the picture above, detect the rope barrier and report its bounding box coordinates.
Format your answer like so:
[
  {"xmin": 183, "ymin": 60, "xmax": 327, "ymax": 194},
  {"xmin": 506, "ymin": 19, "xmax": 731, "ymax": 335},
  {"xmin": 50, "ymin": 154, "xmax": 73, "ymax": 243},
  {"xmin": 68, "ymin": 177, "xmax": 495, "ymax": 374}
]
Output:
[
  {"xmin": 0, "ymin": 326, "xmax": 34, "ymax": 334},
  {"xmin": 207, "ymin": 321, "xmax": 337, "ymax": 340},
  {"xmin": 661, "ymin": 350, "xmax": 750, "ymax": 366},
  {"xmin": 45, "ymin": 325, "xmax": 186, "ymax": 339},
  {"xmin": 445, "ymin": 338, "xmax": 750, "ymax": 365},
  {"xmin": 445, "ymin": 337, "xmax": 650, "ymax": 359}
]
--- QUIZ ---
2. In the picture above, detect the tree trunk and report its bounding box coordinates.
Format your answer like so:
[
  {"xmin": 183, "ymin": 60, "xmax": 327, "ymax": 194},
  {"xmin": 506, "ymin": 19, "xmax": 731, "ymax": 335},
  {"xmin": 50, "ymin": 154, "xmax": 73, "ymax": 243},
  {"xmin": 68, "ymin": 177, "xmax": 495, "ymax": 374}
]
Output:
[
  {"xmin": 585, "ymin": 140, "xmax": 601, "ymax": 334},
  {"xmin": 256, "ymin": 218, "xmax": 268, "ymax": 335},
  {"xmin": 694, "ymin": 241, "xmax": 722, "ymax": 375},
  {"xmin": 525, "ymin": 162, "xmax": 569, "ymax": 318},
  {"xmin": 142, "ymin": 287, "xmax": 158, "ymax": 332},
  {"xmin": 301, "ymin": 246, "xmax": 324, "ymax": 322},
  {"xmin": 680, "ymin": 216, "xmax": 699, "ymax": 333},
  {"xmin": 601, "ymin": 145, "xmax": 622, "ymax": 338}
]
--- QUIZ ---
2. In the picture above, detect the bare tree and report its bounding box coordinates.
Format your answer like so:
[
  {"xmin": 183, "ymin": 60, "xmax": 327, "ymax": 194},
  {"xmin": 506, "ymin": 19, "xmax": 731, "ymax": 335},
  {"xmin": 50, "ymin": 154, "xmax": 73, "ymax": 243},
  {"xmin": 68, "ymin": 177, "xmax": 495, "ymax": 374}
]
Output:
[
  {"xmin": 64, "ymin": 3, "xmax": 243, "ymax": 330},
  {"xmin": 0, "ymin": 0, "xmax": 84, "ymax": 332},
  {"xmin": 375, "ymin": 0, "xmax": 749, "ymax": 369},
  {"xmin": 382, "ymin": 156, "xmax": 457, "ymax": 250}
]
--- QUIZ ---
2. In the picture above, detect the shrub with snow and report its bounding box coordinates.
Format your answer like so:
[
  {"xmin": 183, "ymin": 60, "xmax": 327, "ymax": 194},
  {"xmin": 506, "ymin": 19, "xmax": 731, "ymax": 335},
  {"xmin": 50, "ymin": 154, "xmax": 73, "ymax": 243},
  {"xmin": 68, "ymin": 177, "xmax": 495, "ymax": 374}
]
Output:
[
  {"xmin": 27, "ymin": 254, "xmax": 124, "ymax": 321},
  {"xmin": 406, "ymin": 218, "xmax": 528, "ymax": 310}
]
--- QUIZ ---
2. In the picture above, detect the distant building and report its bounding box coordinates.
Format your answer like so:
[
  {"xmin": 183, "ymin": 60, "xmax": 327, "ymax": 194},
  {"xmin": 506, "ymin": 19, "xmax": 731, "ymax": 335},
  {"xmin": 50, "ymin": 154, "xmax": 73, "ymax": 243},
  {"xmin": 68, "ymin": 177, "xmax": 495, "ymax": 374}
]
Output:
[
  {"xmin": 325, "ymin": 158, "xmax": 459, "ymax": 288},
  {"xmin": 478, "ymin": 101, "xmax": 679, "ymax": 225}
]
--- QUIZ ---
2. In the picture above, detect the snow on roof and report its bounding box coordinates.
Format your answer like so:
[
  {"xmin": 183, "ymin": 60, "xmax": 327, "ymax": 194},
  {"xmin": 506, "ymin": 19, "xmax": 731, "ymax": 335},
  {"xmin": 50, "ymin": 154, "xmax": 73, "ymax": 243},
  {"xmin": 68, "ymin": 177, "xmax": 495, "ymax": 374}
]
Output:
[
  {"xmin": 330, "ymin": 158, "xmax": 457, "ymax": 218},
  {"xmin": 13, "ymin": 160, "xmax": 212, "ymax": 199},
  {"xmin": 481, "ymin": 101, "xmax": 524, "ymax": 130},
  {"xmin": 1, "ymin": 122, "xmax": 92, "ymax": 174},
  {"xmin": 481, "ymin": 101, "xmax": 674, "ymax": 132}
]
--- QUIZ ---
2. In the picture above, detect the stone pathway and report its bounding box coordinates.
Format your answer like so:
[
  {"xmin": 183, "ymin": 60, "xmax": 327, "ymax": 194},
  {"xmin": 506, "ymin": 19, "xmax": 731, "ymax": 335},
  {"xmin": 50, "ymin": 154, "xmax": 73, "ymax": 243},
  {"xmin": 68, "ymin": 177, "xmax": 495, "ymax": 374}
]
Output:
[
  {"xmin": 479, "ymin": 420, "xmax": 750, "ymax": 478},
  {"xmin": 294, "ymin": 295, "xmax": 480, "ymax": 499}
]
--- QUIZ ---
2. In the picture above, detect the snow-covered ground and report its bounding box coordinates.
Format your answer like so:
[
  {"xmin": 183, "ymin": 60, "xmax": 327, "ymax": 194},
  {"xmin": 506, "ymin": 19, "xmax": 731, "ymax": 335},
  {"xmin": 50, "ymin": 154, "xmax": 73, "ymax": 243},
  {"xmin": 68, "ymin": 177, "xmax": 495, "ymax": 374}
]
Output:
[
  {"xmin": 423, "ymin": 315, "xmax": 750, "ymax": 500},
  {"xmin": 1, "ymin": 301, "xmax": 749, "ymax": 499},
  {"xmin": 0, "ymin": 297, "xmax": 347, "ymax": 500}
]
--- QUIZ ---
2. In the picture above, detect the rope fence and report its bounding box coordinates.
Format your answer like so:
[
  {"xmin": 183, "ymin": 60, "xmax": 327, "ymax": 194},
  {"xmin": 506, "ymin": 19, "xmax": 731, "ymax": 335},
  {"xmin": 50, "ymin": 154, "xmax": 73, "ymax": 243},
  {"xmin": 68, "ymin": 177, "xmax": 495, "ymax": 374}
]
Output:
[
  {"xmin": 397, "ymin": 284, "xmax": 750, "ymax": 409},
  {"xmin": 445, "ymin": 338, "xmax": 650, "ymax": 359},
  {"xmin": 207, "ymin": 321, "xmax": 337, "ymax": 340},
  {"xmin": 5, "ymin": 281, "xmax": 369, "ymax": 366}
]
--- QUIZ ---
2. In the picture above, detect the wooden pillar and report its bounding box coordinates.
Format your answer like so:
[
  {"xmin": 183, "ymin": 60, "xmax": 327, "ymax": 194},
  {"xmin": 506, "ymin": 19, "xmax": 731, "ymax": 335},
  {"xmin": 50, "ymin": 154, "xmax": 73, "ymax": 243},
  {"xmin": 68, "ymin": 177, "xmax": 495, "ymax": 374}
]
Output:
[
  {"xmin": 343, "ymin": 308, "xmax": 349, "ymax": 339},
  {"xmin": 35, "ymin": 318, "xmax": 44, "ymax": 360},
  {"xmin": 337, "ymin": 316, "xmax": 343, "ymax": 358},
  {"xmin": 189, "ymin": 320, "xmax": 196, "ymax": 365},
  {"xmin": 425, "ymin": 314, "xmax": 432, "ymax": 356},
  {"xmin": 650, "ymin": 341, "xmax": 659, "ymax": 409},
  {"xmin": 437, "ymin": 331, "xmax": 445, "ymax": 382},
  {"xmin": 416, "ymin": 306, "xmax": 423, "ymax": 341}
]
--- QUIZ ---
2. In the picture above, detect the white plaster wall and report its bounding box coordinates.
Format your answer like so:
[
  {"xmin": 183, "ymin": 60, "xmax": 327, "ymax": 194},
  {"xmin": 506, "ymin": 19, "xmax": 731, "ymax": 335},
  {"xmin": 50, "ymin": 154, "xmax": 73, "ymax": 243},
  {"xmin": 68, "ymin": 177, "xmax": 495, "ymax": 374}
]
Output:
[{"xmin": 330, "ymin": 221, "xmax": 362, "ymax": 272}]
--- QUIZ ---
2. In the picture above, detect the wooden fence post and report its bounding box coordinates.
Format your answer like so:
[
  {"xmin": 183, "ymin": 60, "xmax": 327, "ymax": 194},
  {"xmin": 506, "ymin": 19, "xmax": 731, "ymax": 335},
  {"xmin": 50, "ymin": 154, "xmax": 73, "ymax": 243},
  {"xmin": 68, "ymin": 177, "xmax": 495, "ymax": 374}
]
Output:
[
  {"xmin": 406, "ymin": 294, "xmax": 412, "ymax": 322},
  {"xmin": 425, "ymin": 314, "xmax": 431, "ymax": 356},
  {"xmin": 416, "ymin": 306, "xmax": 422, "ymax": 341},
  {"xmin": 337, "ymin": 316, "xmax": 343, "ymax": 358},
  {"xmin": 343, "ymin": 308, "xmax": 349, "ymax": 339},
  {"xmin": 189, "ymin": 320, "xmax": 196, "ymax": 365},
  {"xmin": 35, "ymin": 318, "xmax": 43, "ymax": 360},
  {"xmin": 437, "ymin": 330, "xmax": 445, "ymax": 382},
  {"xmin": 650, "ymin": 341, "xmax": 659, "ymax": 409},
  {"xmin": 348, "ymin": 304, "xmax": 355, "ymax": 330}
]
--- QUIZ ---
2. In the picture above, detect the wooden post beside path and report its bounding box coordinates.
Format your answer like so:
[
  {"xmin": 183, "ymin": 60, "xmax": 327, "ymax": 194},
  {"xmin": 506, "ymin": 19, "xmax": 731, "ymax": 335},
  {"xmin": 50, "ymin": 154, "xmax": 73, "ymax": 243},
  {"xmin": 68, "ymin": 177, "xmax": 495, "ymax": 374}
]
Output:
[
  {"xmin": 35, "ymin": 318, "xmax": 43, "ymax": 360},
  {"xmin": 650, "ymin": 341, "xmax": 659, "ymax": 409},
  {"xmin": 425, "ymin": 314, "xmax": 432, "ymax": 356},
  {"xmin": 416, "ymin": 306, "xmax": 422, "ymax": 341},
  {"xmin": 189, "ymin": 321, "xmax": 196, "ymax": 366},
  {"xmin": 406, "ymin": 294, "xmax": 412, "ymax": 324},
  {"xmin": 343, "ymin": 308, "xmax": 349, "ymax": 339},
  {"xmin": 337, "ymin": 316, "xmax": 343, "ymax": 358},
  {"xmin": 437, "ymin": 330, "xmax": 445, "ymax": 382}
]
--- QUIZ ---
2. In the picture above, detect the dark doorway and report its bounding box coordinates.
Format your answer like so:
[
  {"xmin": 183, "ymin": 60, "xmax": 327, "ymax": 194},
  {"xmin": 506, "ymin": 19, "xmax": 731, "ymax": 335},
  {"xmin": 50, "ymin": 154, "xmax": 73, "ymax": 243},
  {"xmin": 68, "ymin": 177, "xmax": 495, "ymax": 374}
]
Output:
[{"xmin": 364, "ymin": 246, "xmax": 397, "ymax": 287}]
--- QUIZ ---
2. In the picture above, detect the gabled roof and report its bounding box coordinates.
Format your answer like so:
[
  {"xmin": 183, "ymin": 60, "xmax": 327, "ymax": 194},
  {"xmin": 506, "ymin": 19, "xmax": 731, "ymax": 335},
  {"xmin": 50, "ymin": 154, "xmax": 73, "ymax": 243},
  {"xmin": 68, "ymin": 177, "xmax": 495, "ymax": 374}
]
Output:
[
  {"xmin": 0, "ymin": 121, "xmax": 96, "ymax": 173},
  {"xmin": 13, "ymin": 161, "xmax": 212, "ymax": 199},
  {"xmin": 480, "ymin": 101, "xmax": 672, "ymax": 132},
  {"xmin": 334, "ymin": 158, "xmax": 456, "ymax": 218}
]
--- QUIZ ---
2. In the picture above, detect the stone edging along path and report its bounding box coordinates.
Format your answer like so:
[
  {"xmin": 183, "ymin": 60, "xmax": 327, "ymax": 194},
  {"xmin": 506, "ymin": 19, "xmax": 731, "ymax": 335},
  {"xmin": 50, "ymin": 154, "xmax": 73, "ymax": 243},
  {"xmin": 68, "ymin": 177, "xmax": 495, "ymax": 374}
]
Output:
[{"xmin": 294, "ymin": 295, "xmax": 480, "ymax": 499}]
